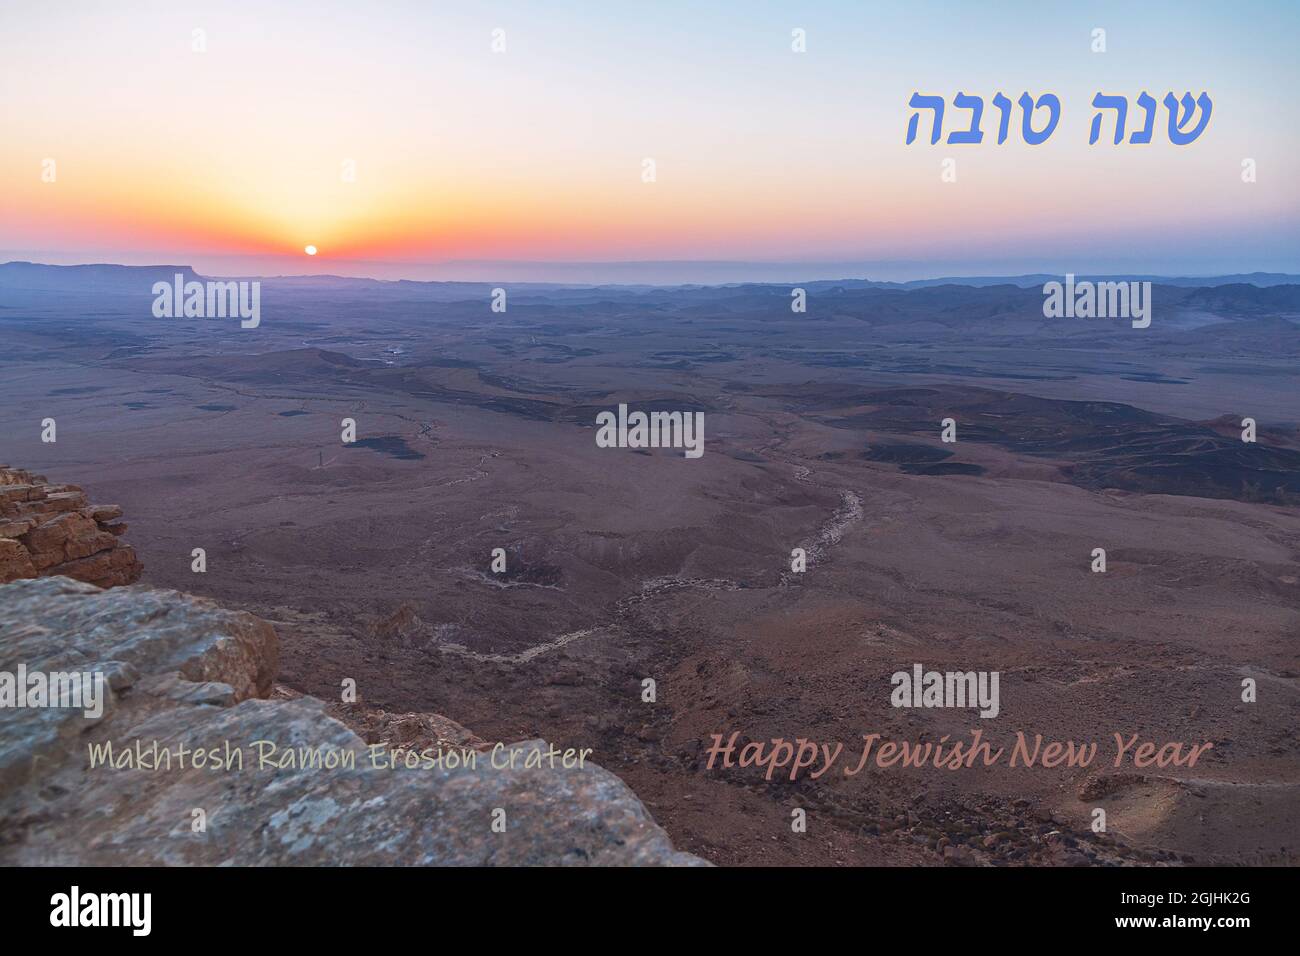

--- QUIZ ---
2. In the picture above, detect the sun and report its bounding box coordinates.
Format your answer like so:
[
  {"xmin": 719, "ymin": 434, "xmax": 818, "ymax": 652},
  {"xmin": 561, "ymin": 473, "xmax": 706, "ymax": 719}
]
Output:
[{"xmin": 304, "ymin": 245, "xmax": 317, "ymax": 256}]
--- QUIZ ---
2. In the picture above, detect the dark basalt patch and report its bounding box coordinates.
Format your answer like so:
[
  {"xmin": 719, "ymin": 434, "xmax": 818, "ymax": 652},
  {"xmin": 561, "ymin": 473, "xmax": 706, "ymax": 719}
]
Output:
[
  {"xmin": 901, "ymin": 461, "xmax": 986, "ymax": 476},
  {"xmin": 348, "ymin": 436, "xmax": 425, "ymax": 460},
  {"xmin": 495, "ymin": 550, "xmax": 565, "ymax": 587},
  {"xmin": 806, "ymin": 385, "xmax": 1300, "ymax": 504},
  {"xmin": 863, "ymin": 442, "xmax": 954, "ymax": 464}
]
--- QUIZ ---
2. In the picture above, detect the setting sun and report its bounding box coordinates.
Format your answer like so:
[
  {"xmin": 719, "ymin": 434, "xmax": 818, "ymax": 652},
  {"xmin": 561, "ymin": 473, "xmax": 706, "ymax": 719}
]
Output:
[{"xmin": 304, "ymin": 245, "xmax": 317, "ymax": 256}]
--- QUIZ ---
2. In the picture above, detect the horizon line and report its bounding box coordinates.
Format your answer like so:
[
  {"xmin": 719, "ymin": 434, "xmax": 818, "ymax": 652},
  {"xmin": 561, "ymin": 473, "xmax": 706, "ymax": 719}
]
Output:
[{"xmin": 4, "ymin": 258, "xmax": 1298, "ymax": 290}]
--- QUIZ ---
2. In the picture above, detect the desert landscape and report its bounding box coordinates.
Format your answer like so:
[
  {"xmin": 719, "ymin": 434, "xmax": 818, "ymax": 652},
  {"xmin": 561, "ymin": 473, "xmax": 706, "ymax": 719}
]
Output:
[{"xmin": 2, "ymin": 262, "xmax": 1295, "ymax": 866}]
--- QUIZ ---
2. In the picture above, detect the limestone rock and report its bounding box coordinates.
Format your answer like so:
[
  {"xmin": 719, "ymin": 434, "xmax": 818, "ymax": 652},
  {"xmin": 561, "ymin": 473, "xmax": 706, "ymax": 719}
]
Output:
[
  {"xmin": 0, "ymin": 576, "xmax": 276, "ymax": 793},
  {"xmin": 0, "ymin": 466, "xmax": 141, "ymax": 589},
  {"xmin": 0, "ymin": 577, "xmax": 704, "ymax": 866}
]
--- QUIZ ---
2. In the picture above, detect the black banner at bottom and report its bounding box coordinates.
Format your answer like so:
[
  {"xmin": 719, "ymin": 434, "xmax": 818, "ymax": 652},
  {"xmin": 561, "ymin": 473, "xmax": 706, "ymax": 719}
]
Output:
[{"xmin": 1, "ymin": 864, "xmax": 1282, "ymax": 941}]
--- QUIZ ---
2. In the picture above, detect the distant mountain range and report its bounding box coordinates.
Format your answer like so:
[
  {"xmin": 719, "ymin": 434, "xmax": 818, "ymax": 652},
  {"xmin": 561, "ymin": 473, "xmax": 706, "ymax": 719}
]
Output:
[
  {"xmin": 0, "ymin": 262, "xmax": 206, "ymax": 293},
  {"xmin": 1, "ymin": 260, "xmax": 1298, "ymax": 294},
  {"xmin": 861, "ymin": 272, "xmax": 1300, "ymax": 290}
]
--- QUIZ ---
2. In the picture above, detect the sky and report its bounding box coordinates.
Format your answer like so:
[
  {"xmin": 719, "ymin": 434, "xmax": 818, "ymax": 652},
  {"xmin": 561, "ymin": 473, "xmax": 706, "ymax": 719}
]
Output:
[{"xmin": 1, "ymin": 0, "xmax": 1297, "ymax": 283}]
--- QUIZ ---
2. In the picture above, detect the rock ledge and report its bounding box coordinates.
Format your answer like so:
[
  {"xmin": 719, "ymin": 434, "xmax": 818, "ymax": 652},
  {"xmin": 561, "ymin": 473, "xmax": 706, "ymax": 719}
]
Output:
[
  {"xmin": 0, "ymin": 576, "xmax": 704, "ymax": 866},
  {"xmin": 0, "ymin": 466, "xmax": 142, "ymax": 589}
]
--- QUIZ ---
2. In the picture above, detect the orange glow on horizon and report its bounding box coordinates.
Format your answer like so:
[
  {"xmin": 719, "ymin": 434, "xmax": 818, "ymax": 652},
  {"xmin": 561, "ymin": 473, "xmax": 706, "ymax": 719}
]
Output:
[{"xmin": 1, "ymin": 2, "xmax": 1295, "ymax": 276}]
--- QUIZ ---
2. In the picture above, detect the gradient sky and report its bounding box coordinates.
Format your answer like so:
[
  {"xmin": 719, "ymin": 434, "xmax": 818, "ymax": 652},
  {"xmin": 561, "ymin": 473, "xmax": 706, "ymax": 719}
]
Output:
[{"xmin": 1, "ymin": 0, "xmax": 1297, "ymax": 281}]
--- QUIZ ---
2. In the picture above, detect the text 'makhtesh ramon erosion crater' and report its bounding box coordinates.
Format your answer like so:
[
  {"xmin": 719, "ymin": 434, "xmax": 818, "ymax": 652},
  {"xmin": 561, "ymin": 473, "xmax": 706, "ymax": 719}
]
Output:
[{"xmin": 0, "ymin": 573, "xmax": 703, "ymax": 865}]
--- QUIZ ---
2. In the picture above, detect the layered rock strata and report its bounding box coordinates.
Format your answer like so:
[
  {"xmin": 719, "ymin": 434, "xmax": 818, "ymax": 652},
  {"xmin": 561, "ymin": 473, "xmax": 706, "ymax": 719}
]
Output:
[{"xmin": 0, "ymin": 466, "xmax": 141, "ymax": 588}]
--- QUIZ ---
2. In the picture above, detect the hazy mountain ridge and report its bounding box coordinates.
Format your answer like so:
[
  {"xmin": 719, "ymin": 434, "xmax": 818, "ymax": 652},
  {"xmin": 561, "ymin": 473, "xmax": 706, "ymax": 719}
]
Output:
[{"xmin": 4, "ymin": 260, "xmax": 1299, "ymax": 295}]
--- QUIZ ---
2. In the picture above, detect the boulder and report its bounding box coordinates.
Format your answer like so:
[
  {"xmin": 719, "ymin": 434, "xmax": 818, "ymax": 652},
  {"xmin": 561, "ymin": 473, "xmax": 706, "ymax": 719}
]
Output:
[{"xmin": 0, "ymin": 577, "xmax": 704, "ymax": 866}]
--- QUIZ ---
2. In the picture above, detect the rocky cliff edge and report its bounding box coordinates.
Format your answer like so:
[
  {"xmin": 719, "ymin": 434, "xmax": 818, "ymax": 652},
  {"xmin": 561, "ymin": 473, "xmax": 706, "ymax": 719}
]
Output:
[{"xmin": 0, "ymin": 576, "xmax": 704, "ymax": 866}]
